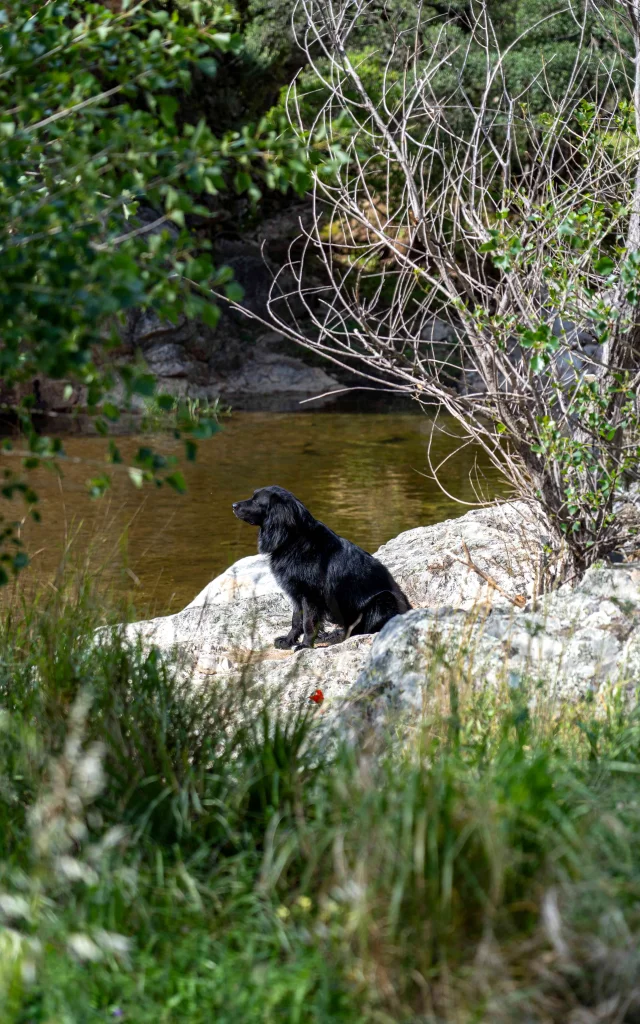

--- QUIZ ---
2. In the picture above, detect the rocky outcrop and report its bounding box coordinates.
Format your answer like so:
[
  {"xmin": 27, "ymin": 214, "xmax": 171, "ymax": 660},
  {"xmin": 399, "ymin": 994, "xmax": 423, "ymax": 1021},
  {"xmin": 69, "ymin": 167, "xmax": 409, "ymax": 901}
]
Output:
[
  {"xmin": 125, "ymin": 500, "xmax": 551, "ymax": 665},
  {"xmin": 119, "ymin": 306, "xmax": 340, "ymax": 411},
  {"xmin": 351, "ymin": 562, "xmax": 640, "ymax": 733},
  {"xmin": 374, "ymin": 500, "xmax": 561, "ymax": 609},
  {"xmin": 122, "ymin": 501, "xmax": 640, "ymax": 735}
]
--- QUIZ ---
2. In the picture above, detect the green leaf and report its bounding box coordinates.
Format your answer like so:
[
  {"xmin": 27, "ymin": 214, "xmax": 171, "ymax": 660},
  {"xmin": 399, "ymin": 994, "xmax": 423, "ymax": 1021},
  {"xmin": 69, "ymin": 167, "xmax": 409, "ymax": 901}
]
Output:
[
  {"xmin": 224, "ymin": 281, "xmax": 244, "ymax": 303},
  {"xmin": 88, "ymin": 475, "xmax": 111, "ymax": 499},
  {"xmin": 292, "ymin": 170, "xmax": 311, "ymax": 194},
  {"xmin": 132, "ymin": 375, "xmax": 156, "ymax": 398},
  {"xmin": 233, "ymin": 171, "xmax": 252, "ymax": 194},
  {"xmin": 108, "ymin": 441, "xmax": 123, "ymax": 464},
  {"xmin": 166, "ymin": 471, "xmax": 187, "ymax": 494},
  {"xmin": 102, "ymin": 402, "xmax": 120, "ymax": 422},
  {"xmin": 198, "ymin": 57, "xmax": 218, "ymax": 77},
  {"xmin": 200, "ymin": 303, "xmax": 221, "ymax": 329},
  {"xmin": 192, "ymin": 421, "xmax": 220, "ymax": 440},
  {"xmin": 530, "ymin": 353, "xmax": 546, "ymax": 374},
  {"xmin": 594, "ymin": 256, "xmax": 615, "ymax": 275},
  {"xmin": 186, "ymin": 256, "xmax": 213, "ymax": 282},
  {"xmin": 12, "ymin": 551, "xmax": 28, "ymax": 571},
  {"xmin": 158, "ymin": 95, "xmax": 179, "ymax": 128},
  {"xmin": 213, "ymin": 265, "xmax": 234, "ymax": 285},
  {"xmin": 493, "ymin": 254, "xmax": 512, "ymax": 271}
]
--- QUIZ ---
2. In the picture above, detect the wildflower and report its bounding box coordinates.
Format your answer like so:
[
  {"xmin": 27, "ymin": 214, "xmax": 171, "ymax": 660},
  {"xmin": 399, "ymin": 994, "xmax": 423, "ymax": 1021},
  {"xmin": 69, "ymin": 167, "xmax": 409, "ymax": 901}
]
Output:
[
  {"xmin": 276, "ymin": 905, "xmax": 290, "ymax": 920},
  {"xmin": 297, "ymin": 895, "xmax": 312, "ymax": 912},
  {"xmin": 308, "ymin": 689, "xmax": 324, "ymax": 704}
]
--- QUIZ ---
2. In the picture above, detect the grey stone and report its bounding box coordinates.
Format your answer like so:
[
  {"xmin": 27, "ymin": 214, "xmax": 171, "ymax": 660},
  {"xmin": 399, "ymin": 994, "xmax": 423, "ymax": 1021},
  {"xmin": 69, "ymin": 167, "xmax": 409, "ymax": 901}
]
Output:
[
  {"xmin": 375, "ymin": 500, "xmax": 559, "ymax": 609},
  {"xmin": 121, "ymin": 504, "xmax": 640, "ymax": 737},
  {"xmin": 353, "ymin": 563, "xmax": 640, "ymax": 732},
  {"xmin": 218, "ymin": 349, "xmax": 339, "ymax": 397},
  {"xmin": 145, "ymin": 343, "xmax": 207, "ymax": 382},
  {"xmin": 420, "ymin": 317, "xmax": 458, "ymax": 343}
]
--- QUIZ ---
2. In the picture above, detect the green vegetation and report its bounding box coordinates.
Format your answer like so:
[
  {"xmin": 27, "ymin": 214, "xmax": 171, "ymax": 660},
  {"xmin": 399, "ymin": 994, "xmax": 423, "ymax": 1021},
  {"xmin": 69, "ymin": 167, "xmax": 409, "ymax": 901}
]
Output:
[
  {"xmin": 1, "ymin": 1, "xmax": 296, "ymax": 403},
  {"xmin": 2, "ymin": 6, "xmax": 640, "ymax": 1015},
  {"xmin": 274, "ymin": 0, "xmax": 640, "ymax": 572},
  {"xmin": 0, "ymin": 0, "xmax": 630, "ymax": 578},
  {"xmin": 0, "ymin": 0, "xmax": 342, "ymax": 574},
  {"xmin": 2, "ymin": 576, "xmax": 640, "ymax": 1022}
]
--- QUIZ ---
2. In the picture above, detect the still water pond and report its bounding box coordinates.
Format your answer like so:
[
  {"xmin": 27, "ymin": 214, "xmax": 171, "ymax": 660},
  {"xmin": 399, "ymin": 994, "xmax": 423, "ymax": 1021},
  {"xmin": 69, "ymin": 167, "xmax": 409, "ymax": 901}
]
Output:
[{"xmin": 6, "ymin": 411, "xmax": 507, "ymax": 615}]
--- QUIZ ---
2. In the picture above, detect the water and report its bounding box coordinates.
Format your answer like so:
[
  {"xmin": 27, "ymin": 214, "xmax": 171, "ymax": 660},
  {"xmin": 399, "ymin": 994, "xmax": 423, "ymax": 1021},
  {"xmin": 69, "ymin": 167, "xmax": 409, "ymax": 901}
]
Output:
[{"xmin": 2, "ymin": 411, "xmax": 507, "ymax": 615}]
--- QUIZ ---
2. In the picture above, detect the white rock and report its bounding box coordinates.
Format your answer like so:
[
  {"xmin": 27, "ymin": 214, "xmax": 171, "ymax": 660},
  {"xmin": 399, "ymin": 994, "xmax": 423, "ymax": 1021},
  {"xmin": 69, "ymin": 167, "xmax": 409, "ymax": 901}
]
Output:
[
  {"xmin": 353, "ymin": 564, "xmax": 640, "ymax": 731},
  {"xmin": 375, "ymin": 500, "xmax": 557, "ymax": 609},
  {"xmin": 185, "ymin": 554, "xmax": 281, "ymax": 608},
  {"xmin": 121, "ymin": 505, "xmax": 640, "ymax": 733},
  {"xmin": 218, "ymin": 350, "xmax": 339, "ymax": 397}
]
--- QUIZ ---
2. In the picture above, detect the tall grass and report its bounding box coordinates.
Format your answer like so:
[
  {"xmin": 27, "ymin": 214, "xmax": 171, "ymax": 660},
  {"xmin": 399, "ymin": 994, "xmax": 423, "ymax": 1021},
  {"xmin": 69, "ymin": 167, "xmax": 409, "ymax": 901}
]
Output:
[{"xmin": 1, "ymin": 571, "xmax": 640, "ymax": 1022}]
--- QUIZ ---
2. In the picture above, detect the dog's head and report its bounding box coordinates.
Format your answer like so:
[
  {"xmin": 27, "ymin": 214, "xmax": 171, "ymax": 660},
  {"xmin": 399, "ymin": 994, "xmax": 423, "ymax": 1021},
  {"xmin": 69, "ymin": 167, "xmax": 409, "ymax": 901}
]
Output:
[{"xmin": 232, "ymin": 486, "xmax": 313, "ymax": 553}]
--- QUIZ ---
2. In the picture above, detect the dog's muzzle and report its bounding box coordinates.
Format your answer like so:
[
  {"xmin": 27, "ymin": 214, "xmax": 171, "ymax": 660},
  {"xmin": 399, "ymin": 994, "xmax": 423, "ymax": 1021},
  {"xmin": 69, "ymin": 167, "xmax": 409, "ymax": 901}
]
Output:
[{"xmin": 233, "ymin": 501, "xmax": 258, "ymax": 524}]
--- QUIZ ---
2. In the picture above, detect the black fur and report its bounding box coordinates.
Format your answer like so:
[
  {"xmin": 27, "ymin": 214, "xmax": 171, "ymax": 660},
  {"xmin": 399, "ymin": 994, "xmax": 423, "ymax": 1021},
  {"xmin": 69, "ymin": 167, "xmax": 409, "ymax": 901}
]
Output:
[{"xmin": 232, "ymin": 485, "xmax": 411, "ymax": 650}]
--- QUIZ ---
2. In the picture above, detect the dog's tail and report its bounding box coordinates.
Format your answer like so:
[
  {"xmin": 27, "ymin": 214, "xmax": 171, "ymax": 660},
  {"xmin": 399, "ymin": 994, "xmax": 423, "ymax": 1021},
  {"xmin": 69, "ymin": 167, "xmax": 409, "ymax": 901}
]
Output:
[{"xmin": 349, "ymin": 588, "xmax": 410, "ymax": 637}]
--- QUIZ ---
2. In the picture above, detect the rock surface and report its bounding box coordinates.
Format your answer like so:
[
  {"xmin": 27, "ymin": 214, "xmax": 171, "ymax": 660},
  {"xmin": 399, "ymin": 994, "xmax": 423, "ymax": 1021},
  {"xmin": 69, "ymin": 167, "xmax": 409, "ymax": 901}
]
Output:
[
  {"xmin": 374, "ymin": 500, "xmax": 560, "ymax": 609},
  {"xmin": 123, "ymin": 501, "xmax": 640, "ymax": 732},
  {"xmin": 351, "ymin": 562, "xmax": 640, "ymax": 732},
  {"xmin": 121, "ymin": 306, "xmax": 341, "ymax": 410}
]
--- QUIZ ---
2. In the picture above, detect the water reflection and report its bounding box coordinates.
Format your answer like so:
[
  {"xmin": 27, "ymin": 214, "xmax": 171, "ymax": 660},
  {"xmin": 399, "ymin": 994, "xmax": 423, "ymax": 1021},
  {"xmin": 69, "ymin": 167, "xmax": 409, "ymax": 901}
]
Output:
[{"xmin": 3, "ymin": 411, "xmax": 508, "ymax": 615}]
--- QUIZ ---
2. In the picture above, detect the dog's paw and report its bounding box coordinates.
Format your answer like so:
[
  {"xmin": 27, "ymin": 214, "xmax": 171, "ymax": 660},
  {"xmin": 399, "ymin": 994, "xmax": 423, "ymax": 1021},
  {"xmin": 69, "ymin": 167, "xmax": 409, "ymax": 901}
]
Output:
[
  {"xmin": 274, "ymin": 635, "xmax": 295, "ymax": 650},
  {"xmin": 293, "ymin": 642, "xmax": 313, "ymax": 652}
]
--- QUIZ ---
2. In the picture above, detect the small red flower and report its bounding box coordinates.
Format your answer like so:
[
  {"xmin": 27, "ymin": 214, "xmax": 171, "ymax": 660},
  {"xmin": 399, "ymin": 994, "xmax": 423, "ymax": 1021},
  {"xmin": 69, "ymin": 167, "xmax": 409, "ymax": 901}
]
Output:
[{"xmin": 308, "ymin": 689, "xmax": 324, "ymax": 704}]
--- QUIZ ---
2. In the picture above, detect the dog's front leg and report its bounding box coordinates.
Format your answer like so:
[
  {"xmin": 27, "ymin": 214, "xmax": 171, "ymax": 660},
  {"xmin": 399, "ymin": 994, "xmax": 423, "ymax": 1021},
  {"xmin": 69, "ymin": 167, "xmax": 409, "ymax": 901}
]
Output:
[
  {"xmin": 274, "ymin": 604, "xmax": 303, "ymax": 649},
  {"xmin": 293, "ymin": 600, "xmax": 320, "ymax": 651}
]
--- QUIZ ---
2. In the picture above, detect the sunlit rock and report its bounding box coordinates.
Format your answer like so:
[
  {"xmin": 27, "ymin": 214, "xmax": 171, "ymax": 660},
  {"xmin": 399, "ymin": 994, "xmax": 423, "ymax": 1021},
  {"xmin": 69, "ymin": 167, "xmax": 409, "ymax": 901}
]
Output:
[{"xmin": 122, "ymin": 503, "xmax": 640, "ymax": 732}]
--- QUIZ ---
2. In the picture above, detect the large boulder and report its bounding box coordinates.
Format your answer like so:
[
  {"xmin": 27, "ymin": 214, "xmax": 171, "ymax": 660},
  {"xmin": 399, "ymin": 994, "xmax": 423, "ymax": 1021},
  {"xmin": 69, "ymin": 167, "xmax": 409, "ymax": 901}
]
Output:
[
  {"xmin": 349, "ymin": 563, "xmax": 640, "ymax": 733},
  {"xmin": 125, "ymin": 501, "xmax": 551, "ymax": 673},
  {"xmin": 123, "ymin": 502, "xmax": 640, "ymax": 734},
  {"xmin": 375, "ymin": 500, "xmax": 559, "ymax": 609},
  {"xmin": 216, "ymin": 349, "xmax": 340, "ymax": 409}
]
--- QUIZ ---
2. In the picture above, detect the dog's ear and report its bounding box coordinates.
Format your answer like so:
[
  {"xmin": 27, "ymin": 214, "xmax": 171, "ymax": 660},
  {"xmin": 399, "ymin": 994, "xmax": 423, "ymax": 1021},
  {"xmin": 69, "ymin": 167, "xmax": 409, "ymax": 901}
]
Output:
[{"xmin": 259, "ymin": 492, "xmax": 311, "ymax": 553}]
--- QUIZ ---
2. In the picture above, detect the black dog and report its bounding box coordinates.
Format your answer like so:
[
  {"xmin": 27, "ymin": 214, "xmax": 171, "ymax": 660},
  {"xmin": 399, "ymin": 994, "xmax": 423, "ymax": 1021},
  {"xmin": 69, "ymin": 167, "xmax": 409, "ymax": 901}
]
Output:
[{"xmin": 232, "ymin": 485, "xmax": 411, "ymax": 650}]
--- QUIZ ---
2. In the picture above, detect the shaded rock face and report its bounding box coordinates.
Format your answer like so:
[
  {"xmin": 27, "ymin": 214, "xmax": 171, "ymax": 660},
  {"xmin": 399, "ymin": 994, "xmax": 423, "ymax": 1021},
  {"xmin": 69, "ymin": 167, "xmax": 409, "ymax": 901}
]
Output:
[
  {"xmin": 458, "ymin": 312, "xmax": 601, "ymax": 398},
  {"xmin": 118, "ymin": 225, "xmax": 343, "ymax": 410},
  {"xmin": 119, "ymin": 305, "xmax": 340, "ymax": 410},
  {"xmin": 123, "ymin": 501, "xmax": 640, "ymax": 735},
  {"xmin": 10, "ymin": 213, "xmax": 344, "ymax": 424}
]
